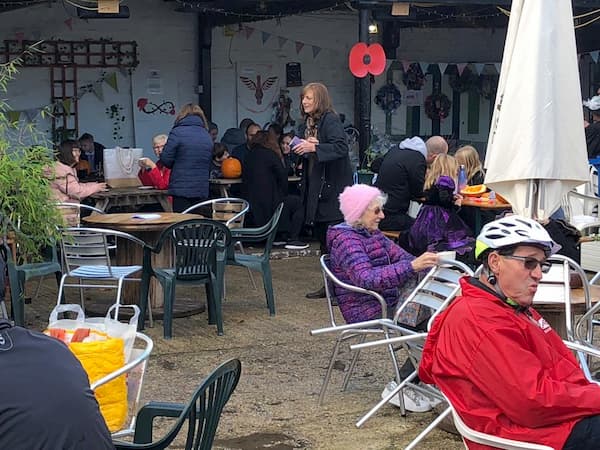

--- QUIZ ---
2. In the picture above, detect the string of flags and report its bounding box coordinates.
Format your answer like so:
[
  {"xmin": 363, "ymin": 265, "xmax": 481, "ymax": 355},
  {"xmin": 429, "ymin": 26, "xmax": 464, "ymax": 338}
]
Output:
[
  {"xmin": 236, "ymin": 25, "xmax": 324, "ymax": 59},
  {"xmin": 3, "ymin": 70, "xmax": 121, "ymax": 124}
]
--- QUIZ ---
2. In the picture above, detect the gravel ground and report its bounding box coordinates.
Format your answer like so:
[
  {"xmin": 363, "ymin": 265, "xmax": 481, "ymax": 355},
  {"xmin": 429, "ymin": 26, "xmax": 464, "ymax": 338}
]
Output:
[{"xmin": 24, "ymin": 250, "xmax": 464, "ymax": 450}]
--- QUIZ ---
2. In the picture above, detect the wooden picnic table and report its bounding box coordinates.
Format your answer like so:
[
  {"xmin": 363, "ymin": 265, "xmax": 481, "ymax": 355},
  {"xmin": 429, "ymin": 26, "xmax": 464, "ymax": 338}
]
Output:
[
  {"xmin": 209, "ymin": 176, "xmax": 301, "ymax": 197},
  {"xmin": 90, "ymin": 187, "xmax": 172, "ymax": 213},
  {"xmin": 533, "ymin": 284, "xmax": 600, "ymax": 339}
]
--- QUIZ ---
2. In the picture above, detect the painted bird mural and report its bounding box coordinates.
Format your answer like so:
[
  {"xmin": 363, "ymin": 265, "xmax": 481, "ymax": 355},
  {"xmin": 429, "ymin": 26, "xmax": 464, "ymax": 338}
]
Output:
[{"xmin": 239, "ymin": 75, "xmax": 278, "ymax": 105}]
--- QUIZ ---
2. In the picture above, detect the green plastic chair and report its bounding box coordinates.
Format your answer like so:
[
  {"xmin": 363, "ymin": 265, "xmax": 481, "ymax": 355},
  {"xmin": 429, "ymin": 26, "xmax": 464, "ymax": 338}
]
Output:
[
  {"xmin": 5, "ymin": 243, "xmax": 62, "ymax": 327},
  {"xmin": 113, "ymin": 358, "xmax": 241, "ymax": 450},
  {"xmin": 140, "ymin": 219, "xmax": 232, "ymax": 338},
  {"xmin": 224, "ymin": 202, "xmax": 284, "ymax": 316}
]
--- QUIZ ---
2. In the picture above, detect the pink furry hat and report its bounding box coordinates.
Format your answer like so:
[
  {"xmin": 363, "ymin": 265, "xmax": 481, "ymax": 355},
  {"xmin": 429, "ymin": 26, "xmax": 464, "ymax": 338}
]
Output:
[{"xmin": 339, "ymin": 184, "xmax": 382, "ymax": 224}]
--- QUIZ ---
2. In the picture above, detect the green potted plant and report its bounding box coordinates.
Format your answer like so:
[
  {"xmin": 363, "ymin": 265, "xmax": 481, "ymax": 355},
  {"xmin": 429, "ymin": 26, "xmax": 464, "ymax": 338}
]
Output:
[{"xmin": 0, "ymin": 51, "xmax": 63, "ymax": 262}]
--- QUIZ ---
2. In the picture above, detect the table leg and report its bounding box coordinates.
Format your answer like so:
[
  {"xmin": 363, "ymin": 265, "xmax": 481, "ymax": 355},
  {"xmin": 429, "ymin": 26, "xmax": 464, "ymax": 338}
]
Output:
[
  {"xmin": 219, "ymin": 186, "xmax": 229, "ymax": 198},
  {"xmin": 94, "ymin": 198, "xmax": 110, "ymax": 212},
  {"xmin": 158, "ymin": 196, "xmax": 173, "ymax": 213}
]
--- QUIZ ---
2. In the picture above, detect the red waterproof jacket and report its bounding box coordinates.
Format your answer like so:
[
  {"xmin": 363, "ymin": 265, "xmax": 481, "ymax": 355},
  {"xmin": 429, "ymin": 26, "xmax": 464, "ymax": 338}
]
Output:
[
  {"xmin": 137, "ymin": 161, "xmax": 171, "ymax": 190},
  {"xmin": 419, "ymin": 277, "xmax": 600, "ymax": 450}
]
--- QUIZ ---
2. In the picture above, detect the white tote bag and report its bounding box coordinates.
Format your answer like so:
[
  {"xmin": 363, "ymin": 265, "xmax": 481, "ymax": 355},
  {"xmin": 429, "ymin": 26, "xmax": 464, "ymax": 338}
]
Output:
[{"xmin": 103, "ymin": 147, "xmax": 143, "ymax": 188}]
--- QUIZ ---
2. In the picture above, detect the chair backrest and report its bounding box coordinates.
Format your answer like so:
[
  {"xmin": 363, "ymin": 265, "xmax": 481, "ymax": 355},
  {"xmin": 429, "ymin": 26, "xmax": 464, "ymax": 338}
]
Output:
[
  {"xmin": 320, "ymin": 254, "xmax": 387, "ymax": 328},
  {"xmin": 563, "ymin": 190, "xmax": 600, "ymax": 228},
  {"xmin": 182, "ymin": 198, "xmax": 250, "ymax": 229},
  {"xmin": 393, "ymin": 259, "xmax": 474, "ymax": 331},
  {"xmin": 532, "ymin": 254, "xmax": 591, "ymax": 342},
  {"xmin": 156, "ymin": 219, "xmax": 232, "ymax": 281},
  {"xmin": 57, "ymin": 202, "xmax": 105, "ymax": 227},
  {"xmin": 60, "ymin": 227, "xmax": 114, "ymax": 276},
  {"xmin": 230, "ymin": 202, "xmax": 284, "ymax": 260},
  {"xmin": 133, "ymin": 358, "xmax": 242, "ymax": 450}
]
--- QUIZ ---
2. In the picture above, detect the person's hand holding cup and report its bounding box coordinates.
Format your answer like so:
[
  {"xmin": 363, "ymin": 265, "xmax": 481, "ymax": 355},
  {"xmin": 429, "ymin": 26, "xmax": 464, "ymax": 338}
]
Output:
[{"xmin": 138, "ymin": 157, "xmax": 156, "ymax": 170}]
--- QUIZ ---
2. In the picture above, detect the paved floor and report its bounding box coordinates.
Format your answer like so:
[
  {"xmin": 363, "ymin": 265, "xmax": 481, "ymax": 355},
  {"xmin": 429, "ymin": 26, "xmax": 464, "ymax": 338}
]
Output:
[{"xmin": 16, "ymin": 244, "xmax": 463, "ymax": 450}]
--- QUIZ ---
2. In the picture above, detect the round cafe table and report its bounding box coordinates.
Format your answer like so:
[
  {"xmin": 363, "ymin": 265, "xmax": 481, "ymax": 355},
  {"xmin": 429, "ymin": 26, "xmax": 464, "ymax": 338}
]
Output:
[{"xmin": 82, "ymin": 212, "xmax": 202, "ymax": 316}]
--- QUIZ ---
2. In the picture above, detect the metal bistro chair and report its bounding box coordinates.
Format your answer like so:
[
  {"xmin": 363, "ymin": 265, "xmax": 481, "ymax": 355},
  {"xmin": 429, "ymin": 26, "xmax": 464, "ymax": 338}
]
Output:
[
  {"xmin": 310, "ymin": 254, "xmax": 402, "ymax": 406},
  {"xmin": 349, "ymin": 259, "xmax": 473, "ymax": 432},
  {"xmin": 183, "ymin": 197, "xmax": 256, "ymax": 291},
  {"xmin": 58, "ymin": 227, "xmax": 146, "ymax": 310},
  {"xmin": 141, "ymin": 219, "xmax": 232, "ymax": 338},
  {"xmin": 113, "ymin": 358, "xmax": 242, "ymax": 450}
]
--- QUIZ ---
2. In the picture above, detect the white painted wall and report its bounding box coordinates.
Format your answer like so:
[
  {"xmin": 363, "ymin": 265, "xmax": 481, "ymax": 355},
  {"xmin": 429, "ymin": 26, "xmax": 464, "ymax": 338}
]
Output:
[{"xmin": 0, "ymin": 0, "xmax": 196, "ymax": 158}]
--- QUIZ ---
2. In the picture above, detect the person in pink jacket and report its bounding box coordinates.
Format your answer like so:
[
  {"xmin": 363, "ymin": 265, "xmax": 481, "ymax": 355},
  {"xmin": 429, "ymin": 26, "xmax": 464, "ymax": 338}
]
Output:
[
  {"xmin": 49, "ymin": 140, "xmax": 106, "ymax": 225},
  {"xmin": 137, "ymin": 133, "xmax": 171, "ymax": 190}
]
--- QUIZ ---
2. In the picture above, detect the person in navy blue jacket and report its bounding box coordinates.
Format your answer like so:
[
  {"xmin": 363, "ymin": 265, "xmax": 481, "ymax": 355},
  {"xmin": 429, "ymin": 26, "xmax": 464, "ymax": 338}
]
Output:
[{"xmin": 160, "ymin": 103, "xmax": 213, "ymax": 212}]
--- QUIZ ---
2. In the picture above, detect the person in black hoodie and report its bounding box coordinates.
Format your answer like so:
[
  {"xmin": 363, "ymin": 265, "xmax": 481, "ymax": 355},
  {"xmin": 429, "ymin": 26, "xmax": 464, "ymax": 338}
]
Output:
[{"xmin": 293, "ymin": 82, "xmax": 353, "ymax": 298}]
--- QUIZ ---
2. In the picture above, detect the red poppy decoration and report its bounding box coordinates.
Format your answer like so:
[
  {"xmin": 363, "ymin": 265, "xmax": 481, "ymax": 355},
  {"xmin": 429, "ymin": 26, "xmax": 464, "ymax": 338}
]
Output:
[{"xmin": 349, "ymin": 43, "xmax": 386, "ymax": 78}]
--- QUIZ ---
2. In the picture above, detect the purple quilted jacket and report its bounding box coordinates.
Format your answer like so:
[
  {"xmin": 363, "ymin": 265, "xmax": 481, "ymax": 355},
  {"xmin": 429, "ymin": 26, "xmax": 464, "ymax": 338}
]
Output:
[{"xmin": 326, "ymin": 223, "xmax": 419, "ymax": 324}]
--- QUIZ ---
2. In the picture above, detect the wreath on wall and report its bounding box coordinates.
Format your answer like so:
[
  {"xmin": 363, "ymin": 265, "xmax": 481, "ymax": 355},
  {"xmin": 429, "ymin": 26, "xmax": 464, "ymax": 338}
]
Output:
[
  {"xmin": 448, "ymin": 67, "xmax": 481, "ymax": 93},
  {"xmin": 375, "ymin": 82, "xmax": 402, "ymax": 114},
  {"xmin": 425, "ymin": 93, "xmax": 452, "ymax": 120},
  {"xmin": 402, "ymin": 63, "xmax": 426, "ymax": 91},
  {"xmin": 479, "ymin": 74, "xmax": 499, "ymax": 100}
]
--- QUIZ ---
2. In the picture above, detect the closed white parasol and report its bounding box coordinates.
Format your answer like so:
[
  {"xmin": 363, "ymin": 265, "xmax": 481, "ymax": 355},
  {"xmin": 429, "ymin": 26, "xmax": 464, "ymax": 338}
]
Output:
[{"xmin": 484, "ymin": 0, "xmax": 589, "ymax": 220}]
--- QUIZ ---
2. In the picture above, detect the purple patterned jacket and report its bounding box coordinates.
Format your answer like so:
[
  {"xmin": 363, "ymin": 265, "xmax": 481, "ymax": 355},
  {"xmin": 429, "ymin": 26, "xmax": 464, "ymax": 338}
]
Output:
[{"xmin": 326, "ymin": 223, "xmax": 419, "ymax": 324}]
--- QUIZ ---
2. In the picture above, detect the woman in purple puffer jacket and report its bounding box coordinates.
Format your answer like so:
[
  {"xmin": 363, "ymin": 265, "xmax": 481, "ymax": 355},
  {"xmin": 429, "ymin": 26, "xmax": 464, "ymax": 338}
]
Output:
[{"xmin": 326, "ymin": 184, "xmax": 439, "ymax": 324}]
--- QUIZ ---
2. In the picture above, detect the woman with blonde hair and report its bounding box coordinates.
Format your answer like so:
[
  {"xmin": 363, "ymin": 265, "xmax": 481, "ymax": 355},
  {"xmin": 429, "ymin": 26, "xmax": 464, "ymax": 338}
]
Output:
[
  {"xmin": 409, "ymin": 154, "xmax": 474, "ymax": 261},
  {"xmin": 454, "ymin": 145, "xmax": 485, "ymax": 185},
  {"xmin": 293, "ymin": 82, "xmax": 353, "ymax": 298},
  {"xmin": 159, "ymin": 103, "xmax": 212, "ymax": 212}
]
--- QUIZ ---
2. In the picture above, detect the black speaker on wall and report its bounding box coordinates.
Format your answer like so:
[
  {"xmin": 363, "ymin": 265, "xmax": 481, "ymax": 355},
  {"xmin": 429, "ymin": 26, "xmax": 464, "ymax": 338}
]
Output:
[{"xmin": 382, "ymin": 22, "xmax": 400, "ymax": 59}]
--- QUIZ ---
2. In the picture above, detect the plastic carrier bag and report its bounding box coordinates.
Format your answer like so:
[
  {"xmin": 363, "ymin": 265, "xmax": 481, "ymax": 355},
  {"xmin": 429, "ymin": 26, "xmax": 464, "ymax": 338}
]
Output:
[{"xmin": 45, "ymin": 304, "xmax": 140, "ymax": 432}]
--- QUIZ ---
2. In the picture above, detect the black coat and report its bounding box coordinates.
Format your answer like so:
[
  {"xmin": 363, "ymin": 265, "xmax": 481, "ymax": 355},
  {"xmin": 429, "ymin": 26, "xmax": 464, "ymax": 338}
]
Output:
[
  {"xmin": 375, "ymin": 147, "xmax": 426, "ymax": 215},
  {"xmin": 241, "ymin": 146, "xmax": 287, "ymax": 227},
  {"xmin": 297, "ymin": 111, "xmax": 353, "ymax": 225}
]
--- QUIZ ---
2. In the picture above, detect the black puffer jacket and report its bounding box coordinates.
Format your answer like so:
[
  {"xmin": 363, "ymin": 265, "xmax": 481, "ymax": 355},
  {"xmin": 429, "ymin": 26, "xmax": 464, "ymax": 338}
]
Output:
[
  {"xmin": 297, "ymin": 111, "xmax": 353, "ymax": 225},
  {"xmin": 160, "ymin": 115, "xmax": 212, "ymax": 199}
]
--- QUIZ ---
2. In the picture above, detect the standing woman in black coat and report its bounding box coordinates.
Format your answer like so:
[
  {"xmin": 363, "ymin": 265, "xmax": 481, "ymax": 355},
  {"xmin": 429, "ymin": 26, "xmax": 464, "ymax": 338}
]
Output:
[
  {"xmin": 293, "ymin": 82, "xmax": 353, "ymax": 298},
  {"xmin": 241, "ymin": 131, "xmax": 287, "ymax": 227}
]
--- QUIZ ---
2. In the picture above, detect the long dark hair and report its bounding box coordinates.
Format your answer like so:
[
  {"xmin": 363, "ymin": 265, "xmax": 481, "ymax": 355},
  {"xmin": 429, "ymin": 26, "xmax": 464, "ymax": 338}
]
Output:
[
  {"xmin": 57, "ymin": 140, "xmax": 80, "ymax": 167},
  {"xmin": 250, "ymin": 130, "xmax": 283, "ymax": 161}
]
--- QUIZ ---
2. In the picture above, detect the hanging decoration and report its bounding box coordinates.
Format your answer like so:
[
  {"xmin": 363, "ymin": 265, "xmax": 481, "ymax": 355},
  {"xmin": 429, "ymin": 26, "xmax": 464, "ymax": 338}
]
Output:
[
  {"xmin": 375, "ymin": 82, "xmax": 402, "ymax": 114},
  {"xmin": 425, "ymin": 93, "xmax": 452, "ymax": 120},
  {"xmin": 348, "ymin": 42, "xmax": 386, "ymax": 78},
  {"xmin": 479, "ymin": 74, "xmax": 499, "ymax": 100},
  {"xmin": 448, "ymin": 66, "xmax": 480, "ymax": 93},
  {"xmin": 402, "ymin": 63, "xmax": 426, "ymax": 90}
]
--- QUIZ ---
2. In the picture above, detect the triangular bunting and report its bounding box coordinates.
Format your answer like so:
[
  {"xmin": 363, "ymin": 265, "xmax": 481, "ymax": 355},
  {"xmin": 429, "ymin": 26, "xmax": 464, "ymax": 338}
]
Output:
[
  {"xmin": 438, "ymin": 63, "xmax": 448, "ymax": 74},
  {"xmin": 6, "ymin": 110, "xmax": 21, "ymax": 123},
  {"xmin": 261, "ymin": 31, "xmax": 271, "ymax": 44},
  {"xmin": 104, "ymin": 71, "xmax": 118, "ymax": 92},
  {"xmin": 474, "ymin": 63, "xmax": 485, "ymax": 75},
  {"xmin": 64, "ymin": 18, "xmax": 73, "ymax": 31},
  {"xmin": 456, "ymin": 63, "xmax": 468, "ymax": 76},
  {"xmin": 312, "ymin": 46, "xmax": 322, "ymax": 58},
  {"xmin": 92, "ymin": 83, "xmax": 104, "ymax": 101},
  {"xmin": 62, "ymin": 98, "xmax": 71, "ymax": 114},
  {"xmin": 401, "ymin": 60, "xmax": 411, "ymax": 72},
  {"xmin": 24, "ymin": 108, "xmax": 39, "ymax": 122},
  {"xmin": 245, "ymin": 26, "xmax": 254, "ymax": 39},
  {"xmin": 278, "ymin": 36, "xmax": 287, "ymax": 49},
  {"xmin": 419, "ymin": 62, "xmax": 429, "ymax": 74},
  {"xmin": 591, "ymin": 51, "xmax": 599, "ymax": 63},
  {"xmin": 295, "ymin": 41, "xmax": 304, "ymax": 54},
  {"xmin": 385, "ymin": 59, "xmax": 393, "ymax": 72}
]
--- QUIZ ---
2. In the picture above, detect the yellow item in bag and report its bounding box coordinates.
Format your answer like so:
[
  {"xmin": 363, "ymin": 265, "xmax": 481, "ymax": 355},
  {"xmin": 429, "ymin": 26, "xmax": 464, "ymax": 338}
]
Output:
[{"xmin": 69, "ymin": 333, "xmax": 127, "ymax": 432}]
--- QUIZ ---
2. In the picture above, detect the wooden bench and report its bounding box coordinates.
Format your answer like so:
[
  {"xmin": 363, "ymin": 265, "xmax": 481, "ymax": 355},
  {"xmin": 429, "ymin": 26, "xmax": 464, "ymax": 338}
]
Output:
[{"xmin": 382, "ymin": 230, "xmax": 401, "ymax": 241}]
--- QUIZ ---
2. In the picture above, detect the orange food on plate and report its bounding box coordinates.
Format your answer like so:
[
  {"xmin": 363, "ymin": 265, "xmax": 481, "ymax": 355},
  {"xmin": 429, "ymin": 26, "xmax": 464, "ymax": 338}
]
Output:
[{"xmin": 461, "ymin": 184, "xmax": 486, "ymax": 197}]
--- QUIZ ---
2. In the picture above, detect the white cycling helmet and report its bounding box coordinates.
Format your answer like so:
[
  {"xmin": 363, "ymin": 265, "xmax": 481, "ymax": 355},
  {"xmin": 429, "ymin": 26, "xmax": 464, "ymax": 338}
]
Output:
[{"xmin": 475, "ymin": 215, "xmax": 561, "ymax": 259}]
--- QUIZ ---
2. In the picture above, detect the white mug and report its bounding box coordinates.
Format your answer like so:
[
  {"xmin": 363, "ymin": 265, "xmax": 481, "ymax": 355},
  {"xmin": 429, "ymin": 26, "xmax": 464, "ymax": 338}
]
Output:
[{"xmin": 437, "ymin": 250, "xmax": 456, "ymax": 261}]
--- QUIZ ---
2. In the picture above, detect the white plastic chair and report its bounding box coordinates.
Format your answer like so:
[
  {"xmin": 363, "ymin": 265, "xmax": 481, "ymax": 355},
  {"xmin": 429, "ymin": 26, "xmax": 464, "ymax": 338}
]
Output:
[{"xmin": 563, "ymin": 190, "xmax": 600, "ymax": 231}]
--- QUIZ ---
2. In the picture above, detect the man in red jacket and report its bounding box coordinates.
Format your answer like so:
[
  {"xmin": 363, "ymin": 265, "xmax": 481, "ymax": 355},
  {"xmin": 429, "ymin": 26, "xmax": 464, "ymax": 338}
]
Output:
[{"xmin": 419, "ymin": 215, "xmax": 600, "ymax": 450}]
